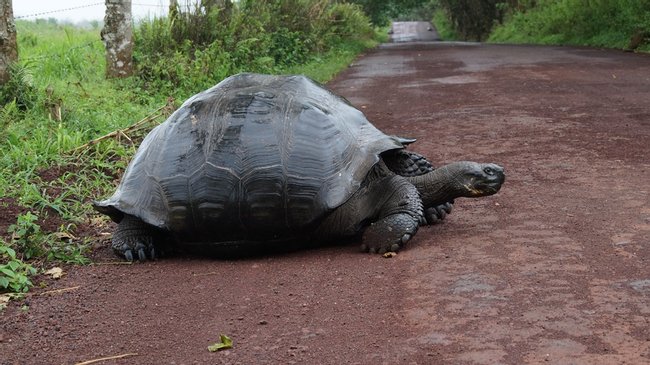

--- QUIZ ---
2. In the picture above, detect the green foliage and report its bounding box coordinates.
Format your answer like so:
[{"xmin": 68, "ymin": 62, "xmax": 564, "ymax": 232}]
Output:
[
  {"xmin": 0, "ymin": 63, "xmax": 37, "ymax": 110},
  {"xmin": 489, "ymin": 0, "xmax": 650, "ymax": 50},
  {"xmin": 349, "ymin": 0, "xmax": 431, "ymax": 25},
  {"xmin": 0, "ymin": 243, "xmax": 37, "ymax": 293},
  {"xmin": 5, "ymin": 209, "xmax": 91, "ymax": 264},
  {"xmin": 133, "ymin": 0, "xmax": 376, "ymax": 98},
  {"xmin": 434, "ymin": 0, "xmax": 508, "ymax": 41},
  {"xmin": 8, "ymin": 212, "xmax": 46, "ymax": 260},
  {"xmin": 394, "ymin": 0, "xmax": 438, "ymax": 21},
  {"xmin": 431, "ymin": 7, "xmax": 459, "ymax": 40}
]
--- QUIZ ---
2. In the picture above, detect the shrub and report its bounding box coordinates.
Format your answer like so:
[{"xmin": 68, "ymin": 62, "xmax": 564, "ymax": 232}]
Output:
[
  {"xmin": 489, "ymin": 0, "xmax": 650, "ymax": 49},
  {"xmin": 0, "ymin": 243, "xmax": 36, "ymax": 294},
  {"xmin": 133, "ymin": 0, "xmax": 376, "ymax": 98}
]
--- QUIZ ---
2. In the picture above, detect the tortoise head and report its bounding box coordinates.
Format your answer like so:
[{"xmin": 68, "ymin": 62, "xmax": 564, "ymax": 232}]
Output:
[
  {"xmin": 407, "ymin": 161, "xmax": 505, "ymax": 208},
  {"xmin": 453, "ymin": 162, "xmax": 505, "ymax": 197}
]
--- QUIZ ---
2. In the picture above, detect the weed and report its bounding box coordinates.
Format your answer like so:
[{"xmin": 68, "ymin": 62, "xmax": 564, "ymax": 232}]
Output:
[
  {"xmin": 8, "ymin": 212, "xmax": 47, "ymax": 260},
  {"xmin": 0, "ymin": 63, "xmax": 37, "ymax": 110},
  {"xmin": 0, "ymin": 244, "xmax": 37, "ymax": 293}
]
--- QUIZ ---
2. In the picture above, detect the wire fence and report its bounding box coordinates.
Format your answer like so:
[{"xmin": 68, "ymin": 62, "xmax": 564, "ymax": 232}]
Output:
[
  {"xmin": 14, "ymin": 2, "xmax": 167, "ymax": 20},
  {"xmin": 13, "ymin": 2, "xmax": 168, "ymax": 63},
  {"xmin": 14, "ymin": 3, "xmax": 104, "ymax": 20}
]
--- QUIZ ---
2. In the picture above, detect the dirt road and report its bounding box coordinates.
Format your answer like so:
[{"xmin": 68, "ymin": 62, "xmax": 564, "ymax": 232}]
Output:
[
  {"xmin": 2, "ymin": 42, "xmax": 650, "ymax": 364},
  {"xmin": 390, "ymin": 22, "xmax": 441, "ymax": 43}
]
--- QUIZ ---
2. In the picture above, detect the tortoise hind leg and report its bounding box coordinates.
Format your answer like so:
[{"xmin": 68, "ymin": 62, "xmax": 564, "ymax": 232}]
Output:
[
  {"xmin": 360, "ymin": 175, "xmax": 424, "ymax": 254},
  {"xmin": 112, "ymin": 214, "xmax": 158, "ymax": 261}
]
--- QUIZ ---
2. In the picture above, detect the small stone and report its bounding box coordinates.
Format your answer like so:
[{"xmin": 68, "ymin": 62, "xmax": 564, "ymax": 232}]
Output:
[{"xmin": 258, "ymin": 320, "xmax": 268, "ymax": 325}]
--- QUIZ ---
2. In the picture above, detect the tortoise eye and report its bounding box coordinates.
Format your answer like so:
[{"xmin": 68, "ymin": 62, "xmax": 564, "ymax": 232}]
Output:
[{"xmin": 484, "ymin": 167, "xmax": 495, "ymax": 175}]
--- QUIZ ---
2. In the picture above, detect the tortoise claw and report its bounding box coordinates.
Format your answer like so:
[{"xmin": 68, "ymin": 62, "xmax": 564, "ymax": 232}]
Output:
[
  {"xmin": 362, "ymin": 214, "xmax": 418, "ymax": 255},
  {"xmin": 425, "ymin": 202, "xmax": 454, "ymax": 225},
  {"xmin": 112, "ymin": 239, "xmax": 156, "ymax": 262},
  {"xmin": 124, "ymin": 249, "xmax": 134, "ymax": 262},
  {"xmin": 138, "ymin": 248, "xmax": 147, "ymax": 261}
]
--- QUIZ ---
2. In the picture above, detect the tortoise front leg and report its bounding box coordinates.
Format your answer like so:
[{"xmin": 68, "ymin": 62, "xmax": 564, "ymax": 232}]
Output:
[
  {"xmin": 112, "ymin": 214, "xmax": 158, "ymax": 261},
  {"xmin": 313, "ymin": 170, "xmax": 424, "ymax": 254},
  {"xmin": 384, "ymin": 150, "xmax": 454, "ymax": 225},
  {"xmin": 360, "ymin": 175, "xmax": 424, "ymax": 254}
]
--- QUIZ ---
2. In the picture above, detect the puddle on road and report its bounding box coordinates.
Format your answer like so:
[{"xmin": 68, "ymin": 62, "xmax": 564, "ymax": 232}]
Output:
[
  {"xmin": 350, "ymin": 54, "xmax": 416, "ymax": 78},
  {"xmin": 400, "ymin": 75, "xmax": 483, "ymax": 88}
]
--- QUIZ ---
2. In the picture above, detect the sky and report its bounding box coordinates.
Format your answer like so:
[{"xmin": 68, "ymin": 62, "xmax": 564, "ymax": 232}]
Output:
[{"xmin": 12, "ymin": 1, "xmax": 194, "ymax": 22}]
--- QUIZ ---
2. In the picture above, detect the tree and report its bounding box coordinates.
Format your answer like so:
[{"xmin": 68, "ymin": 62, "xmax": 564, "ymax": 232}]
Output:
[
  {"xmin": 102, "ymin": 0, "xmax": 133, "ymax": 78},
  {"xmin": 437, "ymin": 0, "xmax": 507, "ymax": 41},
  {"xmin": 0, "ymin": 0, "xmax": 17, "ymax": 84},
  {"xmin": 349, "ymin": 0, "xmax": 430, "ymax": 26}
]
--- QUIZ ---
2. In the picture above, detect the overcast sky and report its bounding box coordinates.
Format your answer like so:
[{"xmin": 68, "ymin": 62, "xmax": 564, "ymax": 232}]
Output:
[{"xmin": 13, "ymin": 1, "xmax": 194, "ymax": 22}]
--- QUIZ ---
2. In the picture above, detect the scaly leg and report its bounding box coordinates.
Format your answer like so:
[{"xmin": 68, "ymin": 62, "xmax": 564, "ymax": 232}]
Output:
[{"xmin": 111, "ymin": 214, "xmax": 158, "ymax": 261}]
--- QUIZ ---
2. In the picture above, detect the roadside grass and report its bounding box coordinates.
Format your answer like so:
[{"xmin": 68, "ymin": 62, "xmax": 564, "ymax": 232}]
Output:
[
  {"xmin": 431, "ymin": 9, "xmax": 459, "ymax": 41},
  {"xmin": 489, "ymin": 0, "xmax": 650, "ymax": 51},
  {"xmin": 0, "ymin": 18, "xmax": 380, "ymax": 295},
  {"xmin": 286, "ymin": 30, "xmax": 384, "ymax": 82}
]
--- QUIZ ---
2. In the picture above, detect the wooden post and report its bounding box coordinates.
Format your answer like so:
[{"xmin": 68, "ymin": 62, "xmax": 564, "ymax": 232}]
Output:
[
  {"xmin": 0, "ymin": 0, "xmax": 17, "ymax": 84},
  {"xmin": 101, "ymin": 0, "xmax": 133, "ymax": 78}
]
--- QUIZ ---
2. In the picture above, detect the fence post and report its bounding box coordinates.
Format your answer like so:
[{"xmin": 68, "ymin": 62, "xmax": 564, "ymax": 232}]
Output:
[
  {"xmin": 101, "ymin": 0, "xmax": 133, "ymax": 78},
  {"xmin": 0, "ymin": 0, "xmax": 18, "ymax": 84}
]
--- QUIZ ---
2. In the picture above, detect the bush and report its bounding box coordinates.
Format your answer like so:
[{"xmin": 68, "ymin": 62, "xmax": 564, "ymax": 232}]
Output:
[
  {"xmin": 0, "ymin": 244, "xmax": 36, "ymax": 294},
  {"xmin": 435, "ymin": 0, "xmax": 507, "ymax": 41},
  {"xmin": 133, "ymin": 0, "xmax": 376, "ymax": 98},
  {"xmin": 489, "ymin": 0, "xmax": 650, "ymax": 49}
]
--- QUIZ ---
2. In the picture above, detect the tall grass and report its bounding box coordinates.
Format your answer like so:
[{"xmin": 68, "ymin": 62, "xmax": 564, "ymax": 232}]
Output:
[
  {"xmin": 134, "ymin": 0, "xmax": 375, "ymax": 99},
  {"xmin": 489, "ymin": 0, "xmax": 650, "ymax": 50}
]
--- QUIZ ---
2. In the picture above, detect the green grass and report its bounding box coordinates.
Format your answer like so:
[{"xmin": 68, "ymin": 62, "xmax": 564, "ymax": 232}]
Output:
[
  {"xmin": 488, "ymin": 0, "xmax": 650, "ymax": 51},
  {"xmin": 286, "ymin": 31, "xmax": 382, "ymax": 82},
  {"xmin": 431, "ymin": 8, "xmax": 459, "ymax": 41},
  {"xmin": 0, "ymin": 17, "xmax": 380, "ymax": 294}
]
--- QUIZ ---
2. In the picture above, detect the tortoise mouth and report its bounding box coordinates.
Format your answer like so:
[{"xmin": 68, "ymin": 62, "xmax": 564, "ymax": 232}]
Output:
[{"xmin": 470, "ymin": 167, "xmax": 505, "ymax": 196}]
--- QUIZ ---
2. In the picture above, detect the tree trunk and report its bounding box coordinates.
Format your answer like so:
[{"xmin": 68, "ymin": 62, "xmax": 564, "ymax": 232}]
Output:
[
  {"xmin": 102, "ymin": 0, "xmax": 133, "ymax": 78},
  {"xmin": 0, "ymin": 0, "xmax": 17, "ymax": 84}
]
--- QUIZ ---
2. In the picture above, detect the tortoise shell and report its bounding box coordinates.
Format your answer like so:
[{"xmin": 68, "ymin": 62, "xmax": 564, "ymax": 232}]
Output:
[{"xmin": 94, "ymin": 73, "xmax": 406, "ymax": 242}]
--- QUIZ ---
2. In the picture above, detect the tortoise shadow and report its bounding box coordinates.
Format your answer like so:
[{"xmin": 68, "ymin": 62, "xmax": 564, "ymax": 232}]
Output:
[{"xmin": 160, "ymin": 236, "xmax": 361, "ymax": 261}]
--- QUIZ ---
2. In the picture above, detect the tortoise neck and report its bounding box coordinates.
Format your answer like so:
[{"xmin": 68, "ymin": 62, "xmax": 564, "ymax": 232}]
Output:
[{"xmin": 406, "ymin": 162, "xmax": 471, "ymax": 207}]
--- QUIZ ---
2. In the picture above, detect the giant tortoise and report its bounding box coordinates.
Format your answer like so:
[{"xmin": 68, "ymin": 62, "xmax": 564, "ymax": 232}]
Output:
[{"xmin": 94, "ymin": 73, "xmax": 505, "ymax": 261}]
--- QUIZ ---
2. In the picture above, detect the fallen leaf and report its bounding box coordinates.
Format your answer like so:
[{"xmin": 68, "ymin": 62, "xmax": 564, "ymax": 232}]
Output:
[
  {"xmin": 45, "ymin": 267, "xmax": 64, "ymax": 279},
  {"xmin": 208, "ymin": 334, "xmax": 233, "ymax": 352},
  {"xmin": 383, "ymin": 252, "xmax": 397, "ymax": 258},
  {"xmin": 0, "ymin": 294, "xmax": 10, "ymax": 310}
]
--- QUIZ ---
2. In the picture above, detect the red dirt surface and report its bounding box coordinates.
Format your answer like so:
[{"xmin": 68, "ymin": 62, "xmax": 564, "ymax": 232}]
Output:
[{"xmin": 2, "ymin": 42, "xmax": 650, "ymax": 364}]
